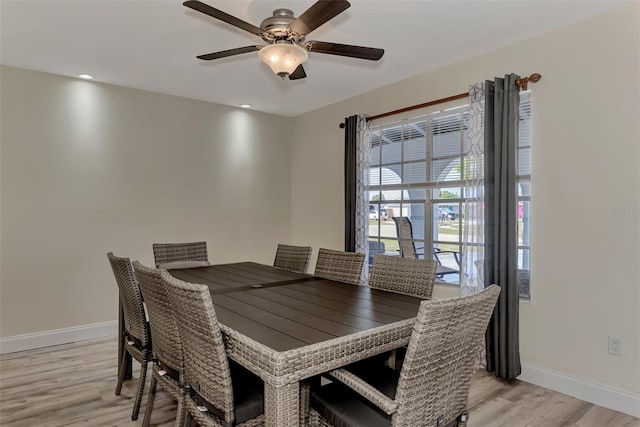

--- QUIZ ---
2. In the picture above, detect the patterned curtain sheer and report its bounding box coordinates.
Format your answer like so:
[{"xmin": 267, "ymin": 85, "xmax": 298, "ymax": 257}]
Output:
[
  {"xmin": 355, "ymin": 115, "xmax": 372, "ymax": 284},
  {"xmin": 461, "ymin": 83, "xmax": 486, "ymax": 296},
  {"xmin": 463, "ymin": 83, "xmax": 487, "ymax": 370}
]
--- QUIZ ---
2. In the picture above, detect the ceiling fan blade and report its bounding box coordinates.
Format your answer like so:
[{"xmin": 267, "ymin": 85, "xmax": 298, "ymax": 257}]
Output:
[
  {"xmin": 288, "ymin": 64, "xmax": 307, "ymax": 80},
  {"xmin": 305, "ymin": 41, "xmax": 384, "ymax": 60},
  {"xmin": 183, "ymin": 0, "xmax": 264, "ymax": 36},
  {"xmin": 288, "ymin": 0, "xmax": 351, "ymax": 36},
  {"xmin": 196, "ymin": 45, "xmax": 262, "ymax": 61}
]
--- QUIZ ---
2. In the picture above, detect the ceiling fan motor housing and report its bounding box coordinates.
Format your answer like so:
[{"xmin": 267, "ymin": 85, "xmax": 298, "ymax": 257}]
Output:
[{"xmin": 260, "ymin": 9, "xmax": 303, "ymax": 42}]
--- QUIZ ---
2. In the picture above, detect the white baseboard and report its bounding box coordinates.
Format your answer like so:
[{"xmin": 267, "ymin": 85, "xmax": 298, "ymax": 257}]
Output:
[
  {"xmin": 0, "ymin": 321, "xmax": 117, "ymax": 355},
  {"xmin": 520, "ymin": 363, "xmax": 640, "ymax": 418}
]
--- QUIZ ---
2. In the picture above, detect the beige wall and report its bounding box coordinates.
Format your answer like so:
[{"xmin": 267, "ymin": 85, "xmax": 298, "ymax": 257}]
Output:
[
  {"xmin": 291, "ymin": 3, "xmax": 640, "ymax": 395},
  {"xmin": 0, "ymin": 66, "xmax": 292, "ymax": 337},
  {"xmin": 1, "ymin": 1, "xmax": 638, "ymax": 401}
]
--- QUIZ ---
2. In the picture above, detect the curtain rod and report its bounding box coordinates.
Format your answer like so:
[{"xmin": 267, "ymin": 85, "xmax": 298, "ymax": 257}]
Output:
[{"xmin": 338, "ymin": 73, "xmax": 541, "ymax": 128}]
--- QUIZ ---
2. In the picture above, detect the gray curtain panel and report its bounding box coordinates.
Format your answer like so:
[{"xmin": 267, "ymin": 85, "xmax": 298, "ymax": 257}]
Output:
[
  {"xmin": 484, "ymin": 74, "xmax": 522, "ymax": 380},
  {"xmin": 344, "ymin": 115, "xmax": 358, "ymax": 252}
]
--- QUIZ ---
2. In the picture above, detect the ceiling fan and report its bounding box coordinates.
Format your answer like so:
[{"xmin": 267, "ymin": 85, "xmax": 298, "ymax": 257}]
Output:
[{"xmin": 183, "ymin": 0, "xmax": 384, "ymax": 80}]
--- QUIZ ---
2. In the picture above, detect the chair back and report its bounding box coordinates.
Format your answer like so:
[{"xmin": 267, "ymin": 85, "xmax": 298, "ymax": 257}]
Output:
[
  {"xmin": 132, "ymin": 261, "xmax": 183, "ymax": 375},
  {"xmin": 163, "ymin": 272, "xmax": 235, "ymax": 424},
  {"xmin": 393, "ymin": 285, "xmax": 501, "ymax": 426},
  {"xmin": 273, "ymin": 244, "xmax": 313, "ymax": 273},
  {"xmin": 368, "ymin": 254, "xmax": 437, "ymax": 299},
  {"xmin": 107, "ymin": 252, "xmax": 149, "ymax": 348},
  {"xmin": 368, "ymin": 240, "xmax": 386, "ymax": 266},
  {"xmin": 152, "ymin": 241, "xmax": 208, "ymax": 267},
  {"xmin": 314, "ymin": 248, "xmax": 365, "ymax": 285},
  {"xmin": 392, "ymin": 217, "xmax": 420, "ymax": 258}
]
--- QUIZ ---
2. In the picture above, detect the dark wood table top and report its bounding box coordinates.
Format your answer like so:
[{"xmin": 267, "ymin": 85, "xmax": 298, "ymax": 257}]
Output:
[
  {"xmin": 169, "ymin": 261, "xmax": 316, "ymax": 293},
  {"xmin": 169, "ymin": 262, "xmax": 423, "ymax": 352}
]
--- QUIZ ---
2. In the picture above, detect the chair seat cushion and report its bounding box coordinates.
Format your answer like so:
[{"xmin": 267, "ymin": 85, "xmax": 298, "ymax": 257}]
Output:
[
  {"xmin": 230, "ymin": 361, "xmax": 264, "ymax": 424},
  {"xmin": 343, "ymin": 356, "xmax": 400, "ymax": 399},
  {"xmin": 311, "ymin": 360, "xmax": 399, "ymax": 427},
  {"xmin": 191, "ymin": 361, "xmax": 263, "ymax": 426}
]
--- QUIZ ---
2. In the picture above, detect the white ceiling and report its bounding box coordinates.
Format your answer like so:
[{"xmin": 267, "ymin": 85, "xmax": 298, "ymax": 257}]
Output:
[{"xmin": 0, "ymin": 0, "xmax": 626, "ymax": 117}]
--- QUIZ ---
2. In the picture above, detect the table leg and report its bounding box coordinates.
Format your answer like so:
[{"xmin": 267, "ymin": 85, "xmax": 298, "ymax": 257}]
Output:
[
  {"xmin": 117, "ymin": 299, "xmax": 132, "ymax": 380},
  {"xmin": 386, "ymin": 348, "xmax": 397, "ymax": 370},
  {"xmin": 265, "ymin": 382, "xmax": 299, "ymax": 427}
]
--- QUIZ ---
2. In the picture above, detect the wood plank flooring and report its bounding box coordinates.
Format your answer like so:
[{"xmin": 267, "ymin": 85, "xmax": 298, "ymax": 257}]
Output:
[{"xmin": 1, "ymin": 336, "xmax": 638, "ymax": 427}]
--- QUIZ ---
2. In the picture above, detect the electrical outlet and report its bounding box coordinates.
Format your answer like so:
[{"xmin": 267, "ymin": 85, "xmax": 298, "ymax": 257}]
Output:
[{"xmin": 608, "ymin": 336, "xmax": 623, "ymax": 356}]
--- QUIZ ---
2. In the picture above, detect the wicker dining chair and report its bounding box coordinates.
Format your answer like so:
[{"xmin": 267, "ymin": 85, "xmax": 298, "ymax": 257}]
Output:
[
  {"xmin": 314, "ymin": 248, "xmax": 365, "ymax": 286},
  {"xmin": 273, "ymin": 243, "xmax": 313, "ymax": 273},
  {"xmin": 162, "ymin": 271, "xmax": 265, "ymax": 427},
  {"xmin": 309, "ymin": 285, "xmax": 501, "ymax": 427},
  {"xmin": 107, "ymin": 253, "xmax": 151, "ymax": 421},
  {"xmin": 132, "ymin": 261, "xmax": 186, "ymax": 427},
  {"xmin": 152, "ymin": 241, "xmax": 209, "ymax": 268},
  {"xmin": 368, "ymin": 254, "xmax": 438, "ymax": 300}
]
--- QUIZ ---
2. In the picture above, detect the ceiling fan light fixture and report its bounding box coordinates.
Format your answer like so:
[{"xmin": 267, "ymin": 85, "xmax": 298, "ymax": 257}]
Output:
[
  {"xmin": 258, "ymin": 43, "xmax": 308, "ymax": 78},
  {"xmin": 185, "ymin": 0, "xmax": 383, "ymax": 81}
]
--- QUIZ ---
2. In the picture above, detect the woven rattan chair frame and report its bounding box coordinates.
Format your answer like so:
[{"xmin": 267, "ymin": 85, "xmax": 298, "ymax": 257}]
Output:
[
  {"xmin": 273, "ymin": 244, "xmax": 313, "ymax": 274},
  {"xmin": 368, "ymin": 254, "xmax": 438, "ymax": 299},
  {"xmin": 152, "ymin": 241, "xmax": 208, "ymax": 268},
  {"xmin": 163, "ymin": 271, "xmax": 266, "ymax": 427},
  {"xmin": 310, "ymin": 285, "xmax": 501, "ymax": 427},
  {"xmin": 314, "ymin": 248, "xmax": 365, "ymax": 286},
  {"xmin": 133, "ymin": 261, "xmax": 186, "ymax": 427},
  {"xmin": 107, "ymin": 253, "xmax": 151, "ymax": 421}
]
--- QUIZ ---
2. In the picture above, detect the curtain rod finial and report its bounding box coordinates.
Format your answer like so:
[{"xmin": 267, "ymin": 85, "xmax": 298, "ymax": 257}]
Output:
[
  {"xmin": 339, "ymin": 122, "xmax": 345, "ymax": 129},
  {"xmin": 516, "ymin": 73, "xmax": 542, "ymax": 90}
]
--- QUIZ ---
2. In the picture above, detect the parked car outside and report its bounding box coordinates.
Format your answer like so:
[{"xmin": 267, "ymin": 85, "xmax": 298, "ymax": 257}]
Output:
[
  {"xmin": 369, "ymin": 209, "xmax": 388, "ymax": 221},
  {"xmin": 438, "ymin": 208, "xmax": 457, "ymax": 220}
]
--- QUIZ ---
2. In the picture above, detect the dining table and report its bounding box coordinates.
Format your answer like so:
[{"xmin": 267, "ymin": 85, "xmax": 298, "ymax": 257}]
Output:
[{"xmin": 118, "ymin": 261, "xmax": 424, "ymax": 427}]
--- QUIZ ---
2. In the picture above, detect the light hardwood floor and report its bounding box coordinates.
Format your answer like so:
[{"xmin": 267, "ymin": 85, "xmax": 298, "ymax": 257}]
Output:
[{"xmin": 0, "ymin": 336, "xmax": 638, "ymax": 427}]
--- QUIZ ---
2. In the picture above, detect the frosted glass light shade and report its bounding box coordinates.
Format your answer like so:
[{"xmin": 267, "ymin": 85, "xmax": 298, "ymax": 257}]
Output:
[{"xmin": 258, "ymin": 43, "xmax": 308, "ymax": 77}]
